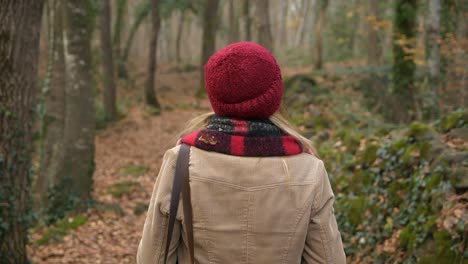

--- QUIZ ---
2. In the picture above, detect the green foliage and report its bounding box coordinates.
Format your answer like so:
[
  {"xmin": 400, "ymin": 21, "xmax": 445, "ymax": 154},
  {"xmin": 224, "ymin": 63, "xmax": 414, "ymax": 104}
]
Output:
[
  {"xmin": 36, "ymin": 215, "xmax": 88, "ymax": 245},
  {"xmin": 435, "ymin": 109, "xmax": 467, "ymax": 133},
  {"xmin": 331, "ymin": 119, "xmax": 463, "ymax": 262},
  {"xmin": 134, "ymin": 203, "xmax": 148, "ymax": 216},
  {"xmin": 107, "ymin": 181, "xmax": 142, "ymax": 198},
  {"xmin": 283, "ymin": 75, "xmax": 465, "ymax": 262},
  {"xmin": 119, "ymin": 164, "xmax": 149, "ymax": 178}
]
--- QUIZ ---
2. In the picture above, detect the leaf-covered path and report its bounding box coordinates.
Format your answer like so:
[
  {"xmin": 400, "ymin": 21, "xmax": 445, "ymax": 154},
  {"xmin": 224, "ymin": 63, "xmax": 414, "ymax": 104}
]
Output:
[{"xmin": 29, "ymin": 106, "xmax": 201, "ymax": 263}]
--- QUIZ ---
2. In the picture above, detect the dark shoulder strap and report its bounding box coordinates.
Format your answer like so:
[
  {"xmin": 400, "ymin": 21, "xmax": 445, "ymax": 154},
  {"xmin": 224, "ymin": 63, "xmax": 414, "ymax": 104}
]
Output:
[{"xmin": 164, "ymin": 144, "xmax": 194, "ymax": 264}]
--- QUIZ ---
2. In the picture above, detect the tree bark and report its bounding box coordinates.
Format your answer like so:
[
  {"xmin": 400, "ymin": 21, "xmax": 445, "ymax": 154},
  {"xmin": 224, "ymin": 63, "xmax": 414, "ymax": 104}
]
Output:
[
  {"xmin": 0, "ymin": 0, "xmax": 44, "ymax": 261},
  {"xmin": 392, "ymin": 0, "xmax": 418, "ymax": 122},
  {"xmin": 113, "ymin": 0, "xmax": 127, "ymax": 57},
  {"xmin": 367, "ymin": 0, "xmax": 380, "ymax": 65},
  {"xmin": 314, "ymin": 0, "xmax": 328, "ymax": 69},
  {"xmin": 100, "ymin": 0, "xmax": 117, "ymax": 121},
  {"xmin": 428, "ymin": 0, "xmax": 441, "ymax": 117},
  {"xmin": 113, "ymin": 0, "xmax": 127, "ymax": 78},
  {"xmin": 122, "ymin": 0, "xmax": 150, "ymax": 66},
  {"xmin": 295, "ymin": 0, "xmax": 311, "ymax": 47},
  {"xmin": 228, "ymin": 0, "xmax": 239, "ymax": 44},
  {"xmin": 34, "ymin": 0, "xmax": 66, "ymax": 213},
  {"xmin": 145, "ymin": 0, "xmax": 161, "ymax": 108},
  {"xmin": 176, "ymin": 11, "xmax": 185, "ymax": 63},
  {"xmin": 279, "ymin": 0, "xmax": 289, "ymax": 48},
  {"xmin": 51, "ymin": 0, "xmax": 95, "ymax": 214},
  {"xmin": 255, "ymin": 0, "xmax": 274, "ymax": 52},
  {"xmin": 197, "ymin": 0, "xmax": 220, "ymax": 97},
  {"xmin": 243, "ymin": 0, "xmax": 252, "ymax": 41}
]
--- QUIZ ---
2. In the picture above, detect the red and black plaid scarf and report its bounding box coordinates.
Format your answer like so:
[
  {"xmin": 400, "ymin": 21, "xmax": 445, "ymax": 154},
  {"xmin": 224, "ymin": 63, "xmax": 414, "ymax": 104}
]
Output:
[{"xmin": 180, "ymin": 115, "xmax": 303, "ymax": 157}]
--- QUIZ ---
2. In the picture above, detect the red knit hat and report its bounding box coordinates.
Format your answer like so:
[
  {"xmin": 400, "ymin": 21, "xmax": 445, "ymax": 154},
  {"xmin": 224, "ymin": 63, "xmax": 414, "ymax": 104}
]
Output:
[{"xmin": 204, "ymin": 42, "xmax": 283, "ymax": 119}]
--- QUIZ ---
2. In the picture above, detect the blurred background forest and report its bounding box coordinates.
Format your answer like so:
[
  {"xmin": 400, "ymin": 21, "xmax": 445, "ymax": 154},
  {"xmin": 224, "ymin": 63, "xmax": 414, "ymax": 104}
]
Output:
[{"xmin": 0, "ymin": 0, "xmax": 466, "ymax": 263}]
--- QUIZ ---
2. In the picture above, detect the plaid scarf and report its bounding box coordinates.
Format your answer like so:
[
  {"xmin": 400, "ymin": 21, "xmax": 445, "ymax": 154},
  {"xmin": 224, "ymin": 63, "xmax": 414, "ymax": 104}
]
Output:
[{"xmin": 180, "ymin": 115, "xmax": 303, "ymax": 157}]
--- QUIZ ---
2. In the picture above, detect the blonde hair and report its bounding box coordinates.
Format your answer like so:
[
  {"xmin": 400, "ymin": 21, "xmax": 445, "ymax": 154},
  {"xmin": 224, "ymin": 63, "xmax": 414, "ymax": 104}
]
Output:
[{"xmin": 178, "ymin": 110, "xmax": 317, "ymax": 156}]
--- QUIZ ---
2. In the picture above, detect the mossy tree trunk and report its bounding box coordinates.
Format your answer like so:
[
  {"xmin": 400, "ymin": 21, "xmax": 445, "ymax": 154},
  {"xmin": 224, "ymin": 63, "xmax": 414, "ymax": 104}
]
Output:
[
  {"xmin": 428, "ymin": 0, "xmax": 441, "ymax": 117},
  {"xmin": 34, "ymin": 0, "xmax": 66, "ymax": 214},
  {"xmin": 314, "ymin": 0, "xmax": 328, "ymax": 69},
  {"xmin": 50, "ymin": 0, "xmax": 96, "ymax": 216},
  {"xmin": 0, "ymin": 0, "xmax": 44, "ymax": 261},
  {"xmin": 392, "ymin": 0, "xmax": 418, "ymax": 123},
  {"xmin": 197, "ymin": 0, "xmax": 220, "ymax": 97},
  {"xmin": 145, "ymin": 0, "xmax": 162, "ymax": 109},
  {"xmin": 100, "ymin": 0, "xmax": 117, "ymax": 121},
  {"xmin": 255, "ymin": 0, "xmax": 273, "ymax": 52}
]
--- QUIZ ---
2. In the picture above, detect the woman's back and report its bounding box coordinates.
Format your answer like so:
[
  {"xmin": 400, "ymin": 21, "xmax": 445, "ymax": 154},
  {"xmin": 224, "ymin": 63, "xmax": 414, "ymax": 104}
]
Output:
[
  {"xmin": 137, "ymin": 42, "xmax": 345, "ymax": 263},
  {"xmin": 138, "ymin": 145, "xmax": 345, "ymax": 263}
]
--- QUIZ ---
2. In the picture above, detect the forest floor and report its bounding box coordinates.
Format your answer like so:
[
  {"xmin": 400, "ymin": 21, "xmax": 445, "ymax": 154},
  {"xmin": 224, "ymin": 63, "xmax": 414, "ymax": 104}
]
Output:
[{"xmin": 28, "ymin": 66, "xmax": 209, "ymax": 263}]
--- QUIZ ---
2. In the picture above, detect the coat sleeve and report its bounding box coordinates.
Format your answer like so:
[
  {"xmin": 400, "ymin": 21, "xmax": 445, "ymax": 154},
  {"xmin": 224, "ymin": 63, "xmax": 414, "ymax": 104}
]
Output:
[
  {"xmin": 302, "ymin": 160, "xmax": 346, "ymax": 264},
  {"xmin": 137, "ymin": 147, "xmax": 181, "ymax": 264}
]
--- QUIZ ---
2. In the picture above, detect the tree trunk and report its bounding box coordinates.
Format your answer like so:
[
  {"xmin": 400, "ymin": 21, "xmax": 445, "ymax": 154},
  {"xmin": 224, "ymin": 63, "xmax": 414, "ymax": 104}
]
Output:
[
  {"xmin": 113, "ymin": 0, "xmax": 127, "ymax": 78},
  {"xmin": 145, "ymin": 0, "xmax": 161, "ymax": 108},
  {"xmin": 113, "ymin": 0, "xmax": 126, "ymax": 57},
  {"xmin": 228, "ymin": 0, "xmax": 239, "ymax": 44},
  {"xmin": 100, "ymin": 0, "xmax": 117, "ymax": 121},
  {"xmin": 34, "ymin": 0, "xmax": 66, "ymax": 213},
  {"xmin": 279, "ymin": 0, "xmax": 289, "ymax": 48},
  {"xmin": 197, "ymin": 0, "xmax": 220, "ymax": 97},
  {"xmin": 314, "ymin": 0, "xmax": 328, "ymax": 69},
  {"xmin": 176, "ymin": 11, "xmax": 185, "ymax": 63},
  {"xmin": 255, "ymin": 0, "xmax": 273, "ymax": 52},
  {"xmin": 367, "ymin": 0, "xmax": 380, "ymax": 65},
  {"xmin": 122, "ymin": 0, "xmax": 150, "ymax": 66},
  {"xmin": 0, "ymin": 0, "xmax": 44, "ymax": 261},
  {"xmin": 50, "ymin": 0, "xmax": 95, "ymax": 215},
  {"xmin": 428, "ymin": 0, "xmax": 441, "ymax": 117},
  {"xmin": 392, "ymin": 0, "xmax": 418, "ymax": 123},
  {"xmin": 295, "ymin": 0, "xmax": 311, "ymax": 47},
  {"xmin": 243, "ymin": 0, "xmax": 252, "ymax": 41}
]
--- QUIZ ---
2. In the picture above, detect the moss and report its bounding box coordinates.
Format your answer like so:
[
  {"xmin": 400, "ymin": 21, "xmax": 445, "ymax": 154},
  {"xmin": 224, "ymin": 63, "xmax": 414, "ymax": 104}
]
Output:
[
  {"xmin": 436, "ymin": 109, "xmax": 468, "ymax": 133},
  {"xmin": 119, "ymin": 164, "xmax": 148, "ymax": 178},
  {"xmin": 405, "ymin": 122, "xmax": 434, "ymax": 140},
  {"xmin": 335, "ymin": 130, "xmax": 362, "ymax": 153},
  {"xmin": 422, "ymin": 216, "xmax": 437, "ymax": 233},
  {"xmin": 36, "ymin": 215, "xmax": 88, "ymax": 245},
  {"xmin": 448, "ymin": 167, "xmax": 468, "ymax": 190},
  {"xmin": 401, "ymin": 145, "xmax": 418, "ymax": 164},
  {"xmin": 391, "ymin": 139, "xmax": 407, "ymax": 153},
  {"xmin": 400, "ymin": 226, "xmax": 417, "ymax": 250},
  {"xmin": 412, "ymin": 141, "xmax": 431, "ymax": 160},
  {"xmin": 417, "ymin": 230, "xmax": 463, "ymax": 263},
  {"xmin": 347, "ymin": 196, "xmax": 366, "ymax": 226},
  {"xmin": 425, "ymin": 173, "xmax": 442, "ymax": 189},
  {"xmin": 107, "ymin": 181, "xmax": 142, "ymax": 198},
  {"xmin": 134, "ymin": 202, "xmax": 148, "ymax": 216},
  {"xmin": 388, "ymin": 180, "xmax": 407, "ymax": 207},
  {"xmin": 360, "ymin": 144, "xmax": 380, "ymax": 165}
]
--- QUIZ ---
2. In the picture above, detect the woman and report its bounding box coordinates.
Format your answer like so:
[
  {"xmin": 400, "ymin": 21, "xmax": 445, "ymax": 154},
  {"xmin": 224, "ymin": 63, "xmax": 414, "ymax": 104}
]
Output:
[{"xmin": 137, "ymin": 42, "xmax": 346, "ymax": 264}]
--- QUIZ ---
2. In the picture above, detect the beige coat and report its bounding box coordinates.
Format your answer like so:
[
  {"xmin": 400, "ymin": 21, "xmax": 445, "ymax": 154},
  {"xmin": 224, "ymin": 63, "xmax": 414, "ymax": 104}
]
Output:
[{"xmin": 137, "ymin": 145, "xmax": 346, "ymax": 264}]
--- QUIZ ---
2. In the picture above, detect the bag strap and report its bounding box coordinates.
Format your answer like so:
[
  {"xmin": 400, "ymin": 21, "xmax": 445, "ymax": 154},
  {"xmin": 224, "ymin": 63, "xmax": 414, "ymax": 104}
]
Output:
[{"xmin": 164, "ymin": 144, "xmax": 195, "ymax": 264}]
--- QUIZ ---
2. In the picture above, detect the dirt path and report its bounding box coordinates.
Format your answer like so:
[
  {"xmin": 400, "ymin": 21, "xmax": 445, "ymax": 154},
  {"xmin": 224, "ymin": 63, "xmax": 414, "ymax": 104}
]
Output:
[
  {"xmin": 29, "ymin": 106, "xmax": 201, "ymax": 263},
  {"xmin": 28, "ymin": 66, "xmax": 211, "ymax": 263}
]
